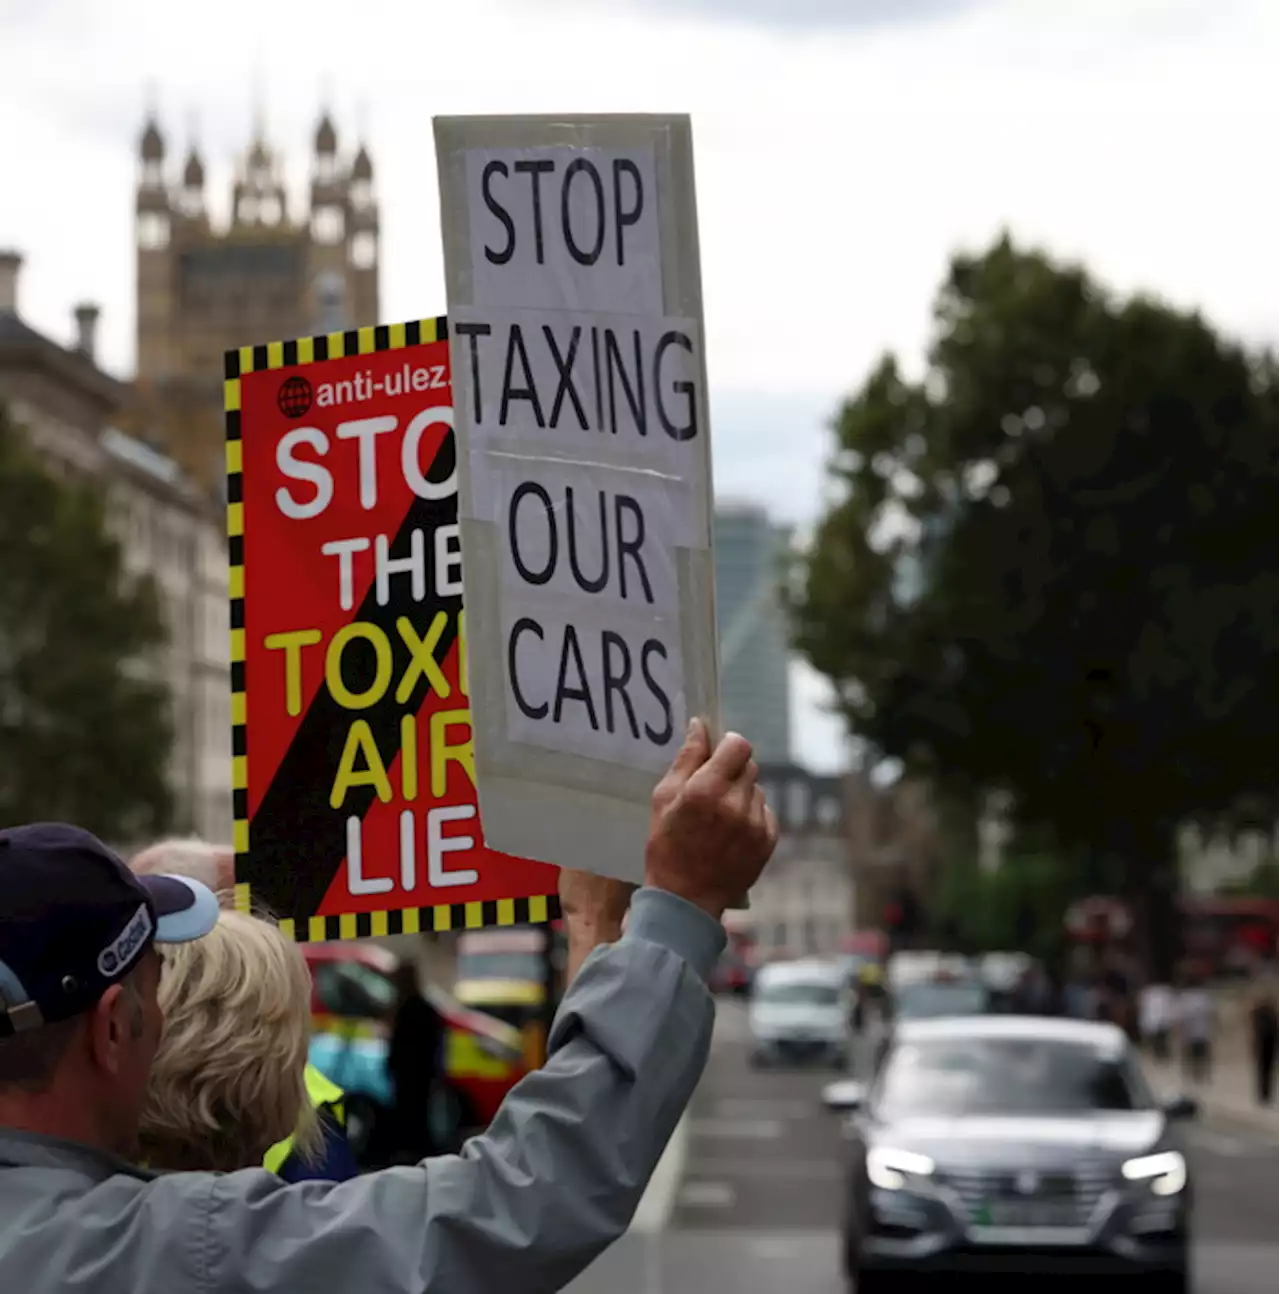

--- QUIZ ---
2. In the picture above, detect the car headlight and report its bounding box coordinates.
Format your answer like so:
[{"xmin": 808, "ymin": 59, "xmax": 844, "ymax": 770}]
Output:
[
  {"xmin": 1122, "ymin": 1150, "xmax": 1186, "ymax": 1197},
  {"xmin": 867, "ymin": 1146, "xmax": 936, "ymax": 1191}
]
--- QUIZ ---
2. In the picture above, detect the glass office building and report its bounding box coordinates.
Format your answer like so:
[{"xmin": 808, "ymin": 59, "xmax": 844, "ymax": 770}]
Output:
[{"xmin": 713, "ymin": 501, "xmax": 793, "ymax": 764}]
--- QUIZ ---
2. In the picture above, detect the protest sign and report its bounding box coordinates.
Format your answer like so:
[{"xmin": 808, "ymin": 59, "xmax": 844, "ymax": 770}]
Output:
[
  {"xmin": 225, "ymin": 319, "xmax": 559, "ymax": 940},
  {"xmin": 434, "ymin": 114, "xmax": 720, "ymax": 880}
]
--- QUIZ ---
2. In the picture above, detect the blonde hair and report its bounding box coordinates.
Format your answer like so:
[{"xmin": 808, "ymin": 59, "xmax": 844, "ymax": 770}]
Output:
[{"xmin": 139, "ymin": 910, "xmax": 322, "ymax": 1172}]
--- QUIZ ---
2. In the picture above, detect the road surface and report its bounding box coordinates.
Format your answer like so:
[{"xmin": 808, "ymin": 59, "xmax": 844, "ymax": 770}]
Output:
[{"xmin": 569, "ymin": 998, "xmax": 1278, "ymax": 1294}]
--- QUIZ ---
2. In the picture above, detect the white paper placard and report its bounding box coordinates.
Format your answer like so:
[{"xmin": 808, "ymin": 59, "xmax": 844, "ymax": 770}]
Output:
[{"xmin": 434, "ymin": 115, "xmax": 720, "ymax": 880}]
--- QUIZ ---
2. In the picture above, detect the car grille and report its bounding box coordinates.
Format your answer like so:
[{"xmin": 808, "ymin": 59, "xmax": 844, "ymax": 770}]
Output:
[
  {"xmin": 775, "ymin": 1037, "xmax": 833, "ymax": 1056},
  {"xmin": 939, "ymin": 1163, "xmax": 1113, "ymax": 1229}
]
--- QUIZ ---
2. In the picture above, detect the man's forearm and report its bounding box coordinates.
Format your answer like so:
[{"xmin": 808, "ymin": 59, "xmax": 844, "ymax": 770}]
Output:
[{"xmin": 566, "ymin": 922, "xmax": 619, "ymax": 985}]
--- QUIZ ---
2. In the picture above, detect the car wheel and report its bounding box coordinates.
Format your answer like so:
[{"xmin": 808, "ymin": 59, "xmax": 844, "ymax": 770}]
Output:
[
  {"xmin": 850, "ymin": 1267, "xmax": 894, "ymax": 1294},
  {"xmin": 1148, "ymin": 1266, "xmax": 1190, "ymax": 1294}
]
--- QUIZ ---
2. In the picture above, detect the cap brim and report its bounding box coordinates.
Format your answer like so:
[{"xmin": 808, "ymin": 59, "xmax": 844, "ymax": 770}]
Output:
[{"xmin": 138, "ymin": 874, "xmax": 220, "ymax": 943}]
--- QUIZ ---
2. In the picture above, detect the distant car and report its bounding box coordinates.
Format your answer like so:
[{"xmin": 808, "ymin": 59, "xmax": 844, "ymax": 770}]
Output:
[
  {"xmin": 886, "ymin": 950, "xmax": 975, "ymax": 989},
  {"xmin": 748, "ymin": 958, "xmax": 850, "ymax": 1069},
  {"xmin": 978, "ymin": 951, "xmax": 1034, "ymax": 995},
  {"xmin": 454, "ymin": 927, "xmax": 550, "ymax": 1033},
  {"xmin": 842, "ymin": 929, "xmax": 890, "ymax": 962},
  {"xmin": 891, "ymin": 976, "xmax": 991, "ymax": 1021},
  {"xmin": 870, "ymin": 974, "xmax": 991, "ymax": 1070},
  {"xmin": 824, "ymin": 1016, "xmax": 1195, "ymax": 1293}
]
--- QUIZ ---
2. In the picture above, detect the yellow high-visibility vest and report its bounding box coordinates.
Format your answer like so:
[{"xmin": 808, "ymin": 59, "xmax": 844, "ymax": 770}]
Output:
[{"xmin": 263, "ymin": 1064, "xmax": 346, "ymax": 1175}]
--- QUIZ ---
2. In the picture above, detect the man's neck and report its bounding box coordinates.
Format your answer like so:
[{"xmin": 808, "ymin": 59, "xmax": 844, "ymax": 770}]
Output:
[{"xmin": 0, "ymin": 1092, "xmax": 111, "ymax": 1154}]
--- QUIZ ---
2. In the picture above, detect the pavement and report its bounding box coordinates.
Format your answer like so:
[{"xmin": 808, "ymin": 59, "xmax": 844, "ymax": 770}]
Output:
[
  {"xmin": 567, "ymin": 999, "xmax": 1279, "ymax": 1294},
  {"xmin": 1144, "ymin": 1050, "xmax": 1277, "ymax": 1135}
]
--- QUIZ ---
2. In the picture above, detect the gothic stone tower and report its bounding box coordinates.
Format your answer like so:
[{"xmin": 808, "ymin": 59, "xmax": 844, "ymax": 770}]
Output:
[{"xmin": 131, "ymin": 109, "xmax": 379, "ymax": 487}]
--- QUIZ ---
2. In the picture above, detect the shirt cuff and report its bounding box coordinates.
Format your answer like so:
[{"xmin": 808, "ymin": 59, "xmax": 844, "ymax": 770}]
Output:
[{"xmin": 622, "ymin": 887, "xmax": 727, "ymax": 983}]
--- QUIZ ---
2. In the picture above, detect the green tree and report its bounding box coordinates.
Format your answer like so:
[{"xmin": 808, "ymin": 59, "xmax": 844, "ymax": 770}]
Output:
[
  {"xmin": 0, "ymin": 405, "xmax": 173, "ymax": 841},
  {"xmin": 794, "ymin": 234, "xmax": 1277, "ymax": 976}
]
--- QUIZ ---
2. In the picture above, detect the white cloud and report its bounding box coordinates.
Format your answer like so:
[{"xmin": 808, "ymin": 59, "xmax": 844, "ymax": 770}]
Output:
[{"xmin": 1, "ymin": 0, "xmax": 1274, "ymax": 769}]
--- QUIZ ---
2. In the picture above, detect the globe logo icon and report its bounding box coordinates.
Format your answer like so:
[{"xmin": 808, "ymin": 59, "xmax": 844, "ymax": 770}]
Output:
[{"xmin": 277, "ymin": 375, "xmax": 313, "ymax": 419}]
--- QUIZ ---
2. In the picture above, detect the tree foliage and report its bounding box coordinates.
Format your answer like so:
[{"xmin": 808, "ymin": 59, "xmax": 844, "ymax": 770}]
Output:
[
  {"xmin": 794, "ymin": 235, "xmax": 1277, "ymax": 970},
  {"xmin": 0, "ymin": 405, "xmax": 173, "ymax": 841}
]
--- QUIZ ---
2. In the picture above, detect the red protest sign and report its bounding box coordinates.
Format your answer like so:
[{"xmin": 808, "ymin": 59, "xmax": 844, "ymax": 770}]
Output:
[{"xmin": 225, "ymin": 319, "xmax": 559, "ymax": 940}]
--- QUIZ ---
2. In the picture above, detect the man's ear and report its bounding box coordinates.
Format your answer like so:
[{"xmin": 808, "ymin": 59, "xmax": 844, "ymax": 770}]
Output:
[{"xmin": 86, "ymin": 984, "xmax": 132, "ymax": 1077}]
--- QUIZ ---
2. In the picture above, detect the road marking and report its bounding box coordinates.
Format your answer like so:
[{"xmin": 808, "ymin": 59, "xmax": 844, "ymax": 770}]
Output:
[
  {"xmin": 748, "ymin": 1235, "xmax": 813, "ymax": 1260},
  {"xmin": 1189, "ymin": 1127, "xmax": 1250, "ymax": 1157},
  {"xmin": 631, "ymin": 1114, "xmax": 689, "ymax": 1234},
  {"xmin": 690, "ymin": 1117, "xmax": 785, "ymax": 1140},
  {"xmin": 713, "ymin": 1097, "xmax": 813, "ymax": 1120},
  {"xmin": 677, "ymin": 1180, "xmax": 737, "ymax": 1209},
  {"xmin": 692, "ymin": 1156, "xmax": 844, "ymax": 1180}
]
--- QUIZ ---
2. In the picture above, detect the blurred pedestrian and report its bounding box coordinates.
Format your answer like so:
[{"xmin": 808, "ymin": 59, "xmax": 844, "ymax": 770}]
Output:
[
  {"xmin": 1015, "ymin": 963, "xmax": 1052, "ymax": 1015},
  {"xmin": 853, "ymin": 961, "xmax": 884, "ymax": 1033},
  {"xmin": 386, "ymin": 962, "xmax": 446, "ymax": 1161},
  {"xmin": 1177, "ymin": 974, "xmax": 1215, "ymax": 1085},
  {"xmin": 1062, "ymin": 975, "xmax": 1093, "ymax": 1019},
  {"xmin": 1138, "ymin": 978, "xmax": 1176, "ymax": 1063},
  {"xmin": 0, "ymin": 720, "xmax": 780, "ymax": 1292},
  {"xmin": 1101, "ymin": 951, "xmax": 1136, "ymax": 1038},
  {"xmin": 130, "ymin": 838, "xmax": 356, "ymax": 1183},
  {"xmin": 1247, "ymin": 966, "xmax": 1277, "ymax": 1106}
]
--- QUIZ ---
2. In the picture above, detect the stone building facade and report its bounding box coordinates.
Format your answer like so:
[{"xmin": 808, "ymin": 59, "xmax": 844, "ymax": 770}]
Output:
[
  {"xmin": 128, "ymin": 110, "xmax": 379, "ymax": 488},
  {"xmin": 0, "ymin": 251, "xmax": 231, "ymax": 844},
  {"xmin": 736, "ymin": 764, "xmax": 853, "ymax": 956},
  {"xmin": 844, "ymin": 770, "xmax": 940, "ymax": 934}
]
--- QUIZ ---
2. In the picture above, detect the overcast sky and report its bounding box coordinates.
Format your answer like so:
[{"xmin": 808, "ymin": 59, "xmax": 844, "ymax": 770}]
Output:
[{"xmin": 2, "ymin": 0, "xmax": 1275, "ymax": 772}]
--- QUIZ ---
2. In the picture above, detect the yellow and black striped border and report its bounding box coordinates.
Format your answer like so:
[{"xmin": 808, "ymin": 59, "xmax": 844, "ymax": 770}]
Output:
[{"xmin": 223, "ymin": 317, "xmax": 560, "ymax": 942}]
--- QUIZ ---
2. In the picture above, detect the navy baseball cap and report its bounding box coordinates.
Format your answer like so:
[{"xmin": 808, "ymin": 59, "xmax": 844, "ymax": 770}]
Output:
[{"xmin": 0, "ymin": 823, "xmax": 219, "ymax": 1036}]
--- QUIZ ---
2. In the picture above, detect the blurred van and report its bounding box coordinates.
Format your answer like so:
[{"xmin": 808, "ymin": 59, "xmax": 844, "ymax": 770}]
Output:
[{"xmin": 748, "ymin": 958, "xmax": 850, "ymax": 1069}]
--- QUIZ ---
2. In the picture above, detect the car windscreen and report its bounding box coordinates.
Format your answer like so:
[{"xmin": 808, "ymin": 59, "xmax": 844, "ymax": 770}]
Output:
[
  {"xmin": 875, "ymin": 1036, "xmax": 1150, "ymax": 1117},
  {"xmin": 893, "ymin": 981, "xmax": 989, "ymax": 1018},
  {"xmin": 457, "ymin": 952, "xmax": 542, "ymax": 981},
  {"xmin": 755, "ymin": 980, "xmax": 842, "ymax": 1007},
  {"xmin": 313, "ymin": 961, "xmax": 397, "ymax": 1019}
]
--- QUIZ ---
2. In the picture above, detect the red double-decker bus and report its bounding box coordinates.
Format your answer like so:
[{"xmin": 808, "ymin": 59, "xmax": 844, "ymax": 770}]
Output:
[{"xmin": 1065, "ymin": 894, "xmax": 1277, "ymax": 975}]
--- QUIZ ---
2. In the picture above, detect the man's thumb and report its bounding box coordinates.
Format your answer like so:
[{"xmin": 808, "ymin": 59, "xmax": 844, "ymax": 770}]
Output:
[{"xmin": 668, "ymin": 716, "xmax": 710, "ymax": 779}]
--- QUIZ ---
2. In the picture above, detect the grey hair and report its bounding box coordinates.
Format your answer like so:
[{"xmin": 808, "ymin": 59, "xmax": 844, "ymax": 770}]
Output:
[{"xmin": 130, "ymin": 837, "xmax": 234, "ymax": 909}]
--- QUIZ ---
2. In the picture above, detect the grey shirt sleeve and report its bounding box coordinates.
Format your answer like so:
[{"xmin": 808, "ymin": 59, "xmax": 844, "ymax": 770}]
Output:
[{"xmin": 192, "ymin": 887, "xmax": 725, "ymax": 1294}]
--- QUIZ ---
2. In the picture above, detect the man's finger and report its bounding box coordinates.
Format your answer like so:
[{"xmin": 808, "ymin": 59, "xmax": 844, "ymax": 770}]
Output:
[
  {"xmin": 724, "ymin": 771, "xmax": 755, "ymax": 815},
  {"xmin": 748, "ymin": 784, "xmax": 768, "ymax": 829},
  {"xmin": 700, "ymin": 731, "xmax": 753, "ymax": 783},
  {"xmin": 763, "ymin": 803, "xmax": 780, "ymax": 853},
  {"xmin": 664, "ymin": 717, "xmax": 711, "ymax": 784}
]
